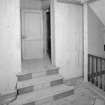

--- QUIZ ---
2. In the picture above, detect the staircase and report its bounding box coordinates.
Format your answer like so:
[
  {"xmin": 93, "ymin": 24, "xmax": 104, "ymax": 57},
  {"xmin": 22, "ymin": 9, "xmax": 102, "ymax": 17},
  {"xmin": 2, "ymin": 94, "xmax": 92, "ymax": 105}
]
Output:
[{"xmin": 10, "ymin": 67, "xmax": 74, "ymax": 105}]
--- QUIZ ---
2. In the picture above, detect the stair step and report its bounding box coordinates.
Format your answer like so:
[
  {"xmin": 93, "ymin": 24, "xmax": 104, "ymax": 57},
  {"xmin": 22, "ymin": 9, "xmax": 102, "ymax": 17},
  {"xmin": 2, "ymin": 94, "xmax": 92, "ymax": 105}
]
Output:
[
  {"xmin": 17, "ymin": 67, "xmax": 59, "ymax": 81},
  {"xmin": 17, "ymin": 75, "xmax": 64, "ymax": 95},
  {"xmin": 10, "ymin": 85, "xmax": 74, "ymax": 105},
  {"xmin": 17, "ymin": 74, "xmax": 63, "ymax": 88}
]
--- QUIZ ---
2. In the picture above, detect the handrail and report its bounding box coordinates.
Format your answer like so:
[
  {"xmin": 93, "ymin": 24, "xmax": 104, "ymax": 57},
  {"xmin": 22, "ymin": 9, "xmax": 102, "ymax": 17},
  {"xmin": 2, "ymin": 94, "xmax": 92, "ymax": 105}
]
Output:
[
  {"xmin": 88, "ymin": 54, "xmax": 105, "ymax": 91},
  {"xmin": 88, "ymin": 54, "xmax": 105, "ymax": 60}
]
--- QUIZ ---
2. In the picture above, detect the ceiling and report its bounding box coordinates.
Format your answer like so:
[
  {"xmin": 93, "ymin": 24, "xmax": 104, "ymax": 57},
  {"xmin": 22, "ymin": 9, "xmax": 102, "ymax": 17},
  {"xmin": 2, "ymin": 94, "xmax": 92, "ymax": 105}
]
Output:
[
  {"xmin": 33, "ymin": 0, "xmax": 105, "ymax": 26},
  {"xmin": 90, "ymin": 0, "xmax": 105, "ymax": 26},
  {"xmin": 57, "ymin": 0, "xmax": 105, "ymax": 26}
]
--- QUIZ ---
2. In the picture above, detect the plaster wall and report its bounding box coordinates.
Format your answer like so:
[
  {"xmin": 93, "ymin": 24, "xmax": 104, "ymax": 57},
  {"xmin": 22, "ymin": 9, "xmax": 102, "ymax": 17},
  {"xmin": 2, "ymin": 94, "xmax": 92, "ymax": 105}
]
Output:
[
  {"xmin": 54, "ymin": 1, "xmax": 83, "ymax": 79},
  {"xmin": 0, "ymin": 0, "xmax": 21, "ymax": 93}
]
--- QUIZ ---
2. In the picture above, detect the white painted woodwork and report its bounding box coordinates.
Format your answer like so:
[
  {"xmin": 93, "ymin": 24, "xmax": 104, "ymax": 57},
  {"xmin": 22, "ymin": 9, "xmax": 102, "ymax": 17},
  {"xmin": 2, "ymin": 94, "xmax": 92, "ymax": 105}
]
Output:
[
  {"xmin": 22, "ymin": 10, "xmax": 43, "ymax": 59},
  {"xmin": 83, "ymin": 3, "xmax": 88, "ymax": 82},
  {"xmin": 43, "ymin": 10, "xmax": 48, "ymax": 56},
  {"xmin": 50, "ymin": 0, "xmax": 56, "ymax": 65}
]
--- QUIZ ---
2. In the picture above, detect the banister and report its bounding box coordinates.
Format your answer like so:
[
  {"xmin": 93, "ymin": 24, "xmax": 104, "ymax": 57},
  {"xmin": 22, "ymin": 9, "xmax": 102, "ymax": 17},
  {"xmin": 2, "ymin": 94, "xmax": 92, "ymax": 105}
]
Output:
[{"xmin": 88, "ymin": 54, "xmax": 105, "ymax": 91}]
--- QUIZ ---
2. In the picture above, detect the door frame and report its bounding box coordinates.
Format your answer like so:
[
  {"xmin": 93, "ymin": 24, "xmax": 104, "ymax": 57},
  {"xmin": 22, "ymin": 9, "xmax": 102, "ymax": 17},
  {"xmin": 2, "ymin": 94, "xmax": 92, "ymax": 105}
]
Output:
[
  {"xmin": 42, "ymin": 9, "xmax": 48, "ymax": 57},
  {"xmin": 50, "ymin": 0, "xmax": 56, "ymax": 65},
  {"xmin": 20, "ymin": 1, "xmax": 56, "ymax": 69},
  {"xmin": 21, "ymin": 9, "xmax": 44, "ymax": 60},
  {"xmin": 42, "ymin": 1, "xmax": 55, "ymax": 65}
]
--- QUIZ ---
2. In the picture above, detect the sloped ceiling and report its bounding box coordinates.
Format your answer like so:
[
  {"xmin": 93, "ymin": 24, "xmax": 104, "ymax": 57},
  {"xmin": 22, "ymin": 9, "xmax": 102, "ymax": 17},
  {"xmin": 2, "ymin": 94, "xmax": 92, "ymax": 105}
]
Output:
[
  {"xmin": 41, "ymin": 0, "xmax": 105, "ymax": 26},
  {"xmin": 56, "ymin": 0, "xmax": 105, "ymax": 26},
  {"xmin": 89, "ymin": 0, "xmax": 105, "ymax": 26}
]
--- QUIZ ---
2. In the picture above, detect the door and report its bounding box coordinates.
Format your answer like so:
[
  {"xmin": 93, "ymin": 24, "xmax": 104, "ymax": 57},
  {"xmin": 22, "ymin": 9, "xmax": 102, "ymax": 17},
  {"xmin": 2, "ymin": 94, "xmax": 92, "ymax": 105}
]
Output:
[{"xmin": 22, "ymin": 10, "xmax": 43, "ymax": 59}]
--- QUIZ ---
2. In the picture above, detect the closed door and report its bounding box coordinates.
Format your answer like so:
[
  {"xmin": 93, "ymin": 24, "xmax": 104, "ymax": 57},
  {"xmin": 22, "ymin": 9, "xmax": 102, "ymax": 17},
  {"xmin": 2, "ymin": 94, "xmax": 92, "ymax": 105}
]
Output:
[{"xmin": 22, "ymin": 10, "xmax": 43, "ymax": 59}]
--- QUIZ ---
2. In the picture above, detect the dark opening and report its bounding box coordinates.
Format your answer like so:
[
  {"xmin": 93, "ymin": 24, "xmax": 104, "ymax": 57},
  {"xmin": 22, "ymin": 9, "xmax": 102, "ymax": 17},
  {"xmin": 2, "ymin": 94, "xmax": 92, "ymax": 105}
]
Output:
[{"xmin": 46, "ymin": 9, "xmax": 51, "ymax": 61}]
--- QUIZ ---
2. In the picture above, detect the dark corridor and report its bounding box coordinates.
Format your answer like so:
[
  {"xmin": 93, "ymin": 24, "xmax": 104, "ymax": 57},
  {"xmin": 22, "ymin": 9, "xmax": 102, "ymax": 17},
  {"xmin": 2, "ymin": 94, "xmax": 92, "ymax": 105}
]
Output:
[{"xmin": 46, "ymin": 10, "xmax": 51, "ymax": 61}]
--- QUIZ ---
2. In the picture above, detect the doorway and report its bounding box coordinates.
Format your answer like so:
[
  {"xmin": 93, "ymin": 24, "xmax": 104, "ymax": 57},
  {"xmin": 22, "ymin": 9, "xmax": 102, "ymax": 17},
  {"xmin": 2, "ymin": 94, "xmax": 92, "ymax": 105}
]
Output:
[
  {"xmin": 46, "ymin": 8, "xmax": 51, "ymax": 61},
  {"xmin": 20, "ymin": 1, "xmax": 54, "ymax": 73}
]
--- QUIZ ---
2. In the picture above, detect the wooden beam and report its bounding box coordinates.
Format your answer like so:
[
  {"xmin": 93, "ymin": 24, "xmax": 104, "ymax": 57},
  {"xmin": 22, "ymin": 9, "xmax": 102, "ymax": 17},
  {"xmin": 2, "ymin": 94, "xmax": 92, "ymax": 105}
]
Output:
[
  {"xmin": 58, "ymin": 0, "xmax": 99, "ymax": 5},
  {"xmin": 57, "ymin": 0, "xmax": 83, "ymax": 6},
  {"xmin": 82, "ymin": 0, "xmax": 99, "ymax": 4}
]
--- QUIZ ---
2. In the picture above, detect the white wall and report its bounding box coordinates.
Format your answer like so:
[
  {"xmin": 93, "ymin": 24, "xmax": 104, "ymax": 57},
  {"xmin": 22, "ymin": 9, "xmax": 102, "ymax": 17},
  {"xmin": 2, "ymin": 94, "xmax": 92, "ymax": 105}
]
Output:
[
  {"xmin": 0, "ymin": 0, "xmax": 21, "ymax": 93},
  {"xmin": 88, "ymin": 6, "xmax": 105, "ymax": 57},
  {"xmin": 54, "ymin": 1, "xmax": 83, "ymax": 79},
  {"xmin": 21, "ymin": 0, "xmax": 42, "ymax": 10}
]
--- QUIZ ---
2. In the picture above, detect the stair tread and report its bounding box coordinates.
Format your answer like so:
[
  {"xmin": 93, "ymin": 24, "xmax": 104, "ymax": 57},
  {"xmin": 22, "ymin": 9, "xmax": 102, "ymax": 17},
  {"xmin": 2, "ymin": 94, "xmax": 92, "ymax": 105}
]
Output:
[
  {"xmin": 17, "ymin": 67, "xmax": 59, "ymax": 81},
  {"xmin": 17, "ymin": 74, "xmax": 63, "ymax": 88},
  {"xmin": 17, "ymin": 66, "xmax": 59, "ymax": 76},
  {"xmin": 11, "ymin": 85, "xmax": 74, "ymax": 105}
]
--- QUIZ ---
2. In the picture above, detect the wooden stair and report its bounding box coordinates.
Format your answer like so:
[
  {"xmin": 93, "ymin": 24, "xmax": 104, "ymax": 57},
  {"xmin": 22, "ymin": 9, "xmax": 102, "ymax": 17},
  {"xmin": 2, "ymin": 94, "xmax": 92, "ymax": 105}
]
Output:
[{"xmin": 10, "ymin": 67, "xmax": 74, "ymax": 105}]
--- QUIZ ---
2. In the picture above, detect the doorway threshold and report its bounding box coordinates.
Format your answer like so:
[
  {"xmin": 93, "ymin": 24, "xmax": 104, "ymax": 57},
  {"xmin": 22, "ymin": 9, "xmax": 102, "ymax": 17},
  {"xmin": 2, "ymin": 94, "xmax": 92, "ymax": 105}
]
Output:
[{"xmin": 21, "ymin": 56, "xmax": 55, "ymax": 74}]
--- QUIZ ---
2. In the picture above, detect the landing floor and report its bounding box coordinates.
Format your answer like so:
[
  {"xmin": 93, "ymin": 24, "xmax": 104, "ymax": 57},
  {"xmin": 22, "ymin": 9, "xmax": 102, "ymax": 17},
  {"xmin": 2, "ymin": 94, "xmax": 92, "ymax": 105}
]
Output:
[
  {"xmin": 41, "ymin": 82, "xmax": 105, "ymax": 105},
  {"xmin": 22, "ymin": 56, "xmax": 54, "ymax": 73}
]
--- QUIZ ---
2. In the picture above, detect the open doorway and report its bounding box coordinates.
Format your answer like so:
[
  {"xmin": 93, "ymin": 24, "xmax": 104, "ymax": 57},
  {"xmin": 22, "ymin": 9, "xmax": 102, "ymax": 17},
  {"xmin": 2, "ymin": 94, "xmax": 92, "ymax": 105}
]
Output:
[
  {"xmin": 45, "ymin": 8, "xmax": 51, "ymax": 61},
  {"xmin": 20, "ymin": 0, "xmax": 53, "ymax": 73}
]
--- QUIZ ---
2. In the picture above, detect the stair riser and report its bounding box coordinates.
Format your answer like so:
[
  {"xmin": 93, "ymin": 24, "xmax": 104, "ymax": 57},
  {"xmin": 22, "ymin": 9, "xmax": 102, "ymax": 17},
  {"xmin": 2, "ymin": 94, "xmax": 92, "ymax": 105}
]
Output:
[
  {"xmin": 22, "ymin": 89, "xmax": 74, "ymax": 105},
  {"xmin": 18, "ymin": 79, "xmax": 64, "ymax": 95},
  {"xmin": 17, "ymin": 69, "xmax": 59, "ymax": 82},
  {"xmin": 23, "ymin": 102, "xmax": 35, "ymax": 105},
  {"xmin": 17, "ymin": 76, "xmax": 63, "ymax": 88}
]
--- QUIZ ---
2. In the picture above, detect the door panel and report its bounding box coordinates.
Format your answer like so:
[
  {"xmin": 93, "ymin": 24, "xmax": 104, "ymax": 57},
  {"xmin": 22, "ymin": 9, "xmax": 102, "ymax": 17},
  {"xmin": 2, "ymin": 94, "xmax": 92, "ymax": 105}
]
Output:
[{"xmin": 22, "ymin": 10, "xmax": 43, "ymax": 59}]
